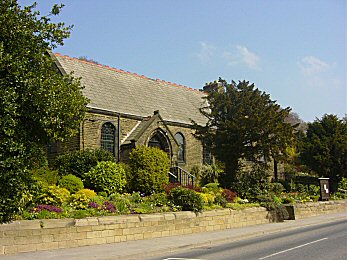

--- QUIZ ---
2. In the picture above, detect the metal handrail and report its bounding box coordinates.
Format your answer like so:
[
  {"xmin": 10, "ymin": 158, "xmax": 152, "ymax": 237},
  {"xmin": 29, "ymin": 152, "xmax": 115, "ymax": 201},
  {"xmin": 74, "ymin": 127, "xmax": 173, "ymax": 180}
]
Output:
[
  {"xmin": 169, "ymin": 166, "xmax": 195, "ymax": 186},
  {"xmin": 168, "ymin": 171, "xmax": 177, "ymax": 179}
]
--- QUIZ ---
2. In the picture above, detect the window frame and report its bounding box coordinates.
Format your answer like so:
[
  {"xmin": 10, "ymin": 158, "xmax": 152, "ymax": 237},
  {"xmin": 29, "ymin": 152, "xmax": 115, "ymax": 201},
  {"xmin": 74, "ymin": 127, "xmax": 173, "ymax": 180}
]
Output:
[
  {"xmin": 174, "ymin": 132, "xmax": 186, "ymax": 163},
  {"xmin": 100, "ymin": 122, "xmax": 116, "ymax": 156}
]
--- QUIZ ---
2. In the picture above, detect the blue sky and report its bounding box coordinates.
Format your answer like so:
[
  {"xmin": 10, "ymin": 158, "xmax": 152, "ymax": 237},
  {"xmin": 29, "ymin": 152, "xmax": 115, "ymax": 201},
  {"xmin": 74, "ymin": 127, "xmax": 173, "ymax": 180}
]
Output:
[{"xmin": 20, "ymin": 0, "xmax": 346, "ymax": 122}]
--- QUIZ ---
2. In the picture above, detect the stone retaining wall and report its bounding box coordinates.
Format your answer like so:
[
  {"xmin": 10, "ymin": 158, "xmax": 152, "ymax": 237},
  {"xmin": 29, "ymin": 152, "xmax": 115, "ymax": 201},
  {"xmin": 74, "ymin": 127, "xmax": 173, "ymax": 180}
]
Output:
[
  {"xmin": 0, "ymin": 208, "xmax": 269, "ymax": 255},
  {"xmin": 293, "ymin": 200, "xmax": 347, "ymax": 219},
  {"xmin": 1, "ymin": 200, "xmax": 346, "ymax": 255}
]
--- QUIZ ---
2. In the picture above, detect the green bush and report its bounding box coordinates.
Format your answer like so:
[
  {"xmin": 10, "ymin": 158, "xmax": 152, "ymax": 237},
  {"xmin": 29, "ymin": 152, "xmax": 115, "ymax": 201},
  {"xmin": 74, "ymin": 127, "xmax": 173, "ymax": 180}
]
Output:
[
  {"xmin": 148, "ymin": 192, "xmax": 168, "ymax": 207},
  {"xmin": 35, "ymin": 186, "xmax": 70, "ymax": 206},
  {"xmin": 169, "ymin": 187, "xmax": 204, "ymax": 212},
  {"xmin": 200, "ymin": 163, "xmax": 224, "ymax": 186},
  {"xmin": 76, "ymin": 189, "xmax": 97, "ymax": 199},
  {"xmin": 31, "ymin": 167, "xmax": 59, "ymax": 186},
  {"xmin": 58, "ymin": 174, "xmax": 84, "ymax": 193},
  {"xmin": 68, "ymin": 192, "xmax": 90, "ymax": 209},
  {"xmin": 203, "ymin": 183, "xmax": 221, "ymax": 194},
  {"xmin": 84, "ymin": 161, "xmax": 127, "ymax": 195},
  {"xmin": 231, "ymin": 164, "xmax": 271, "ymax": 199},
  {"xmin": 128, "ymin": 146, "xmax": 170, "ymax": 195},
  {"xmin": 338, "ymin": 177, "xmax": 347, "ymax": 190},
  {"xmin": 269, "ymin": 182, "xmax": 285, "ymax": 195},
  {"xmin": 54, "ymin": 149, "xmax": 115, "ymax": 179}
]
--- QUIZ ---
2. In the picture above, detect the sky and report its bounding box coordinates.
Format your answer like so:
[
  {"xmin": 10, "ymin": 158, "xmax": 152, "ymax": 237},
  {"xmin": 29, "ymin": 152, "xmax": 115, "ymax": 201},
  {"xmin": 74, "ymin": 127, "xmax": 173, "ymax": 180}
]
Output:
[{"xmin": 20, "ymin": 0, "xmax": 346, "ymax": 122}]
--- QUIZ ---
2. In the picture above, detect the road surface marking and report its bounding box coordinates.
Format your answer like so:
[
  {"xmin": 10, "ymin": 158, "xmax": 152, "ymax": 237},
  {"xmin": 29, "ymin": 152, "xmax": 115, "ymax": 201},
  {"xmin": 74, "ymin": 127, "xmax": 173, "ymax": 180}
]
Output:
[{"xmin": 259, "ymin": 237, "xmax": 328, "ymax": 259}]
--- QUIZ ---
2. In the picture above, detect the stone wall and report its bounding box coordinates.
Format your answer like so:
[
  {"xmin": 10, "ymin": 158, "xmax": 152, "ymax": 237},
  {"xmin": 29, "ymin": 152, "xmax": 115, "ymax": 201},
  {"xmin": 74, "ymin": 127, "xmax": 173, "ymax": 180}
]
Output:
[
  {"xmin": 0, "ymin": 208, "xmax": 269, "ymax": 255},
  {"xmin": 292, "ymin": 200, "xmax": 347, "ymax": 219},
  {"xmin": 1, "ymin": 201, "xmax": 347, "ymax": 255}
]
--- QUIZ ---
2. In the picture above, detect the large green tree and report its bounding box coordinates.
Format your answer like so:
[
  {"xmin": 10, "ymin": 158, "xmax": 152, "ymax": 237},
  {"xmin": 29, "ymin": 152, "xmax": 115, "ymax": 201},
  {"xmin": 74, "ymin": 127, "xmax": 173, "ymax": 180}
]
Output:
[
  {"xmin": 299, "ymin": 114, "xmax": 347, "ymax": 191},
  {"xmin": 194, "ymin": 79, "xmax": 294, "ymax": 187},
  {"xmin": 0, "ymin": 0, "xmax": 88, "ymax": 222}
]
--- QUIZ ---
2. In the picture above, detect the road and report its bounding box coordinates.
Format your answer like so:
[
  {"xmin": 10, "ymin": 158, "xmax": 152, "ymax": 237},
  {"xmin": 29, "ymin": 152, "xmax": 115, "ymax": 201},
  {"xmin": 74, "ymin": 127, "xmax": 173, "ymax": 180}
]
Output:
[{"xmin": 152, "ymin": 219, "xmax": 347, "ymax": 260}]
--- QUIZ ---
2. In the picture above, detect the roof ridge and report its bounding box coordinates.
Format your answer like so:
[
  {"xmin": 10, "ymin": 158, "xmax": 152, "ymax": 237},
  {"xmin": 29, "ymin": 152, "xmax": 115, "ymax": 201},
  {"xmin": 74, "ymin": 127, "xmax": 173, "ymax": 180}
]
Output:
[{"xmin": 54, "ymin": 53, "xmax": 202, "ymax": 94}]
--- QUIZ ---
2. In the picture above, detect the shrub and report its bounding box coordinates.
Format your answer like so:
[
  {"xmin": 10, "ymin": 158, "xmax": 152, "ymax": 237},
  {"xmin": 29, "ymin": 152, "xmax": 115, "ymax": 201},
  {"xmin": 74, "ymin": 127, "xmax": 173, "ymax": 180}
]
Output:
[
  {"xmin": 69, "ymin": 192, "xmax": 90, "ymax": 209},
  {"xmin": 90, "ymin": 195, "xmax": 107, "ymax": 206},
  {"xmin": 151, "ymin": 192, "xmax": 168, "ymax": 207},
  {"xmin": 35, "ymin": 186, "xmax": 70, "ymax": 206},
  {"xmin": 200, "ymin": 163, "xmax": 224, "ymax": 186},
  {"xmin": 31, "ymin": 167, "xmax": 59, "ymax": 186},
  {"xmin": 338, "ymin": 177, "xmax": 347, "ymax": 190},
  {"xmin": 199, "ymin": 192, "xmax": 215, "ymax": 206},
  {"xmin": 54, "ymin": 149, "xmax": 115, "ymax": 179},
  {"xmin": 231, "ymin": 164, "xmax": 271, "ymax": 199},
  {"xmin": 222, "ymin": 189, "xmax": 237, "ymax": 202},
  {"xmin": 58, "ymin": 174, "xmax": 84, "ymax": 193},
  {"xmin": 203, "ymin": 183, "xmax": 221, "ymax": 195},
  {"xmin": 0, "ymin": 165, "xmax": 45, "ymax": 223},
  {"xmin": 108, "ymin": 193, "xmax": 131, "ymax": 214},
  {"xmin": 308, "ymin": 185, "xmax": 320, "ymax": 196},
  {"xmin": 269, "ymin": 182, "xmax": 285, "ymax": 195},
  {"xmin": 190, "ymin": 165, "xmax": 201, "ymax": 183},
  {"xmin": 169, "ymin": 187, "xmax": 204, "ymax": 212},
  {"xmin": 214, "ymin": 194, "xmax": 228, "ymax": 207},
  {"xmin": 128, "ymin": 146, "xmax": 170, "ymax": 195},
  {"xmin": 76, "ymin": 189, "xmax": 97, "ymax": 199},
  {"xmin": 84, "ymin": 161, "xmax": 127, "ymax": 195},
  {"xmin": 163, "ymin": 183, "xmax": 181, "ymax": 194}
]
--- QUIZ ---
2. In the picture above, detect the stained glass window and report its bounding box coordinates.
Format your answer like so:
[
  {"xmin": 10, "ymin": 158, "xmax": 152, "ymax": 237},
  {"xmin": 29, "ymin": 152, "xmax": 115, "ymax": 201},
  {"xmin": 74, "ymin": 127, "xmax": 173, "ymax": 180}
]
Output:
[
  {"xmin": 101, "ymin": 122, "xmax": 116, "ymax": 156},
  {"xmin": 175, "ymin": 133, "xmax": 185, "ymax": 162}
]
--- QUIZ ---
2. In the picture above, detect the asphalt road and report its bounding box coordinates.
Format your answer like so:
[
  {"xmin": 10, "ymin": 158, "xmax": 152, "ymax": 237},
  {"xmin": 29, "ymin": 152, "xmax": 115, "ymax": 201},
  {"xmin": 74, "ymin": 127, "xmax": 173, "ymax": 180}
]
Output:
[{"xmin": 153, "ymin": 219, "xmax": 347, "ymax": 260}]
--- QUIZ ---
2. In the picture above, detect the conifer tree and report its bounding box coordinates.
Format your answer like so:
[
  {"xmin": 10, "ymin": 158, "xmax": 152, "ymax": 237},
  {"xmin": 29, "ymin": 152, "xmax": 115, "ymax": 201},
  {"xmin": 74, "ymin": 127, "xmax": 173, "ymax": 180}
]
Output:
[
  {"xmin": 300, "ymin": 114, "xmax": 347, "ymax": 191},
  {"xmin": 194, "ymin": 79, "xmax": 294, "ymax": 187}
]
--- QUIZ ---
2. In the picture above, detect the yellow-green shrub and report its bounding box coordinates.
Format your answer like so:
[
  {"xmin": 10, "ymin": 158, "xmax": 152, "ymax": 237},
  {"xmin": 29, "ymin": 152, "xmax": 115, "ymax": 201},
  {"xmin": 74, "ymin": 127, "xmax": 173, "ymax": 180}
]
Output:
[
  {"xmin": 199, "ymin": 192, "xmax": 215, "ymax": 206},
  {"xmin": 36, "ymin": 186, "xmax": 70, "ymax": 206},
  {"xmin": 128, "ymin": 146, "xmax": 170, "ymax": 195},
  {"xmin": 76, "ymin": 189, "xmax": 96, "ymax": 199}
]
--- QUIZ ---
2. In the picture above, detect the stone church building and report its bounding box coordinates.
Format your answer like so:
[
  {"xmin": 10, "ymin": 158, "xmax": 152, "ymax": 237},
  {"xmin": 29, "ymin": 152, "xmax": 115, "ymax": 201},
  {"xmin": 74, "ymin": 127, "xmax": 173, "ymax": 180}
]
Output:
[{"xmin": 50, "ymin": 53, "xmax": 212, "ymax": 171}]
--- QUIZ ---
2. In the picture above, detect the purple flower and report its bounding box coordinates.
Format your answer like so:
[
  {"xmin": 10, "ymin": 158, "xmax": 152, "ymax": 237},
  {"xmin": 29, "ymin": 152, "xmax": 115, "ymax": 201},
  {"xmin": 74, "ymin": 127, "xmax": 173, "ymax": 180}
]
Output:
[
  {"xmin": 30, "ymin": 204, "xmax": 63, "ymax": 213},
  {"xmin": 102, "ymin": 201, "xmax": 116, "ymax": 213},
  {"xmin": 88, "ymin": 202, "xmax": 100, "ymax": 209}
]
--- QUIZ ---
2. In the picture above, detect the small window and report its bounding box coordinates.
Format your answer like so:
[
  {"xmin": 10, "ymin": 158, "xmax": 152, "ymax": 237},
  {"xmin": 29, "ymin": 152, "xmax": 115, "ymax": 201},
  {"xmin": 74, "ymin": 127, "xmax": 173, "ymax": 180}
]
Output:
[
  {"xmin": 175, "ymin": 132, "xmax": 185, "ymax": 162},
  {"xmin": 101, "ymin": 122, "xmax": 116, "ymax": 156}
]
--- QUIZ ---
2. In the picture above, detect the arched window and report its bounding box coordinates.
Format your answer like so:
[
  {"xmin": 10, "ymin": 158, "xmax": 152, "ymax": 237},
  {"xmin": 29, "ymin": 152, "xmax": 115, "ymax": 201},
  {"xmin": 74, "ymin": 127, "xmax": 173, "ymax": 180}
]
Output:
[
  {"xmin": 148, "ymin": 129, "xmax": 171, "ymax": 155},
  {"xmin": 175, "ymin": 132, "xmax": 185, "ymax": 162},
  {"xmin": 101, "ymin": 122, "xmax": 116, "ymax": 156}
]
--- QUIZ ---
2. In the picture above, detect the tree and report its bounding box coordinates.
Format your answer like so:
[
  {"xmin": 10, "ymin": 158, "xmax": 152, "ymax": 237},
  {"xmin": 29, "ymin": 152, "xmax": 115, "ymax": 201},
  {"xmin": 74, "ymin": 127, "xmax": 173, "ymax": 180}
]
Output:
[
  {"xmin": 299, "ymin": 114, "xmax": 347, "ymax": 191},
  {"xmin": 194, "ymin": 79, "xmax": 294, "ymax": 187},
  {"xmin": 0, "ymin": 1, "xmax": 88, "ymax": 222}
]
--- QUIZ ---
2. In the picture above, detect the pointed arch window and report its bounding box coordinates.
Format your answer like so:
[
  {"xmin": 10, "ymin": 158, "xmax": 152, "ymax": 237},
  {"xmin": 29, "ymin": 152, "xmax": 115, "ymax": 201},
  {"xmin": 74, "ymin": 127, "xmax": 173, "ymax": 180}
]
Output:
[
  {"xmin": 175, "ymin": 132, "xmax": 185, "ymax": 162},
  {"xmin": 148, "ymin": 129, "xmax": 171, "ymax": 155},
  {"xmin": 101, "ymin": 122, "xmax": 116, "ymax": 156}
]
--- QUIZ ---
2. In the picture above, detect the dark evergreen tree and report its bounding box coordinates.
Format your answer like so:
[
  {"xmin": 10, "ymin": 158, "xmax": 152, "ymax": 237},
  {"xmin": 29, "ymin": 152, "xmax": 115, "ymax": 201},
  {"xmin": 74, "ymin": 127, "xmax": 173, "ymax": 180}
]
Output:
[
  {"xmin": 194, "ymin": 79, "xmax": 294, "ymax": 187},
  {"xmin": 300, "ymin": 114, "xmax": 347, "ymax": 191}
]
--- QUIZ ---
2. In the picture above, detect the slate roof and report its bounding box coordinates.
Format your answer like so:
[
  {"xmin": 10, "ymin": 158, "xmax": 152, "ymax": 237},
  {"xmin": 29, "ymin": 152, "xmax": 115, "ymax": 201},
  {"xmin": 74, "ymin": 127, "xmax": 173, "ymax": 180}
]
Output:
[{"xmin": 54, "ymin": 53, "xmax": 208, "ymax": 126}]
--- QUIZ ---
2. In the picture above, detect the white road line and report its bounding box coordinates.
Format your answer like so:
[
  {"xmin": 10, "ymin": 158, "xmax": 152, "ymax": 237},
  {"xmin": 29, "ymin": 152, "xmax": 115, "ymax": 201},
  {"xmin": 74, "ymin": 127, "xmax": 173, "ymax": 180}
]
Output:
[{"xmin": 259, "ymin": 237, "xmax": 328, "ymax": 259}]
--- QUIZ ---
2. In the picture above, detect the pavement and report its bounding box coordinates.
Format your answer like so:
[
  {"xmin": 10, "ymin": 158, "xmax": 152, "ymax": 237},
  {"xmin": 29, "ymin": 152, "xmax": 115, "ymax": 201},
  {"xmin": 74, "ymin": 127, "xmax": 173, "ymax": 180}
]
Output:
[{"xmin": 1, "ymin": 211, "xmax": 347, "ymax": 260}]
